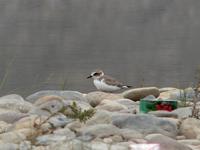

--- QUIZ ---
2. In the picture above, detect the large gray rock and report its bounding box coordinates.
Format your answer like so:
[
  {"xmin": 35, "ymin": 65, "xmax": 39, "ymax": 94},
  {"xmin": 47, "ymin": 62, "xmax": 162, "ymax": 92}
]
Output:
[
  {"xmin": 159, "ymin": 87, "xmax": 179, "ymax": 93},
  {"xmin": 116, "ymin": 99, "xmax": 139, "ymax": 113},
  {"xmin": 0, "ymin": 121, "xmax": 12, "ymax": 134},
  {"xmin": 96, "ymin": 99, "xmax": 127, "ymax": 112},
  {"xmin": 0, "ymin": 143, "xmax": 19, "ymax": 150},
  {"xmin": 0, "ymin": 111, "xmax": 28, "ymax": 124},
  {"xmin": 29, "ymin": 96, "xmax": 65, "ymax": 116},
  {"xmin": 49, "ymin": 140, "xmax": 83, "ymax": 150},
  {"xmin": 112, "ymin": 114, "xmax": 178, "ymax": 137},
  {"xmin": 79, "ymin": 124, "xmax": 121, "ymax": 138},
  {"xmin": 36, "ymin": 134, "xmax": 67, "ymax": 145},
  {"xmin": 122, "ymin": 87, "xmax": 159, "ymax": 101},
  {"xmin": 19, "ymin": 141, "xmax": 32, "ymax": 150},
  {"xmin": 178, "ymin": 139, "xmax": 200, "ymax": 146},
  {"xmin": 53, "ymin": 128, "xmax": 76, "ymax": 140},
  {"xmin": 172, "ymin": 107, "xmax": 192, "ymax": 118},
  {"xmin": 85, "ymin": 91, "xmax": 123, "ymax": 107},
  {"xmin": 66, "ymin": 121, "xmax": 83, "ymax": 132},
  {"xmin": 12, "ymin": 115, "xmax": 47, "ymax": 130},
  {"xmin": 49, "ymin": 140, "xmax": 129, "ymax": 150},
  {"xmin": 86, "ymin": 110, "xmax": 112, "ymax": 126},
  {"xmin": 0, "ymin": 94, "xmax": 24, "ymax": 102},
  {"xmin": 77, "ymin": 134, "xmax": 94, "ymax": 142},
  {"xmin": 159, "ymin": 87, "xmax": 195, "ymax": 100},
  {"xmin": 148, "ymin": 111, "xmax": 178, "ymax": 118},
  {"xmin": 119, "ymin": 128, "xmax": 143, "ymax": 140},
  {"xmin": 33, "ymin": 95, "xmax": 64, "ymax": 106},
  {"xmin": 0, "ymin": 131, "xmax": 26, "ymax": 144},
  {"xmin": 0, "ymin": 94, "xmax": 34, "ymax": 113},
  {"xmin": 157, "ymin": 117, "xmax": 180, "ymax": 129},
  {"xmin": 145, "ymin": 134, "xmax": 192, "ymax": 150},
  {"xmin": 26, "ymin": 90, "xmax": 87, "ymax": 103},
  {"xmin": 103, "ymin": 135, "xmax": 123, "ymax": 143},
  {"xmin": 114, "ymin": 99, "xmax": 137, "ymax": 109},
  {"xmin": 180, "ymin": 118, "xmax": 200, "ymax": 139},
  {"xmin": 47, "ymin": 113, "xmax": 74, "ymax": 128}
]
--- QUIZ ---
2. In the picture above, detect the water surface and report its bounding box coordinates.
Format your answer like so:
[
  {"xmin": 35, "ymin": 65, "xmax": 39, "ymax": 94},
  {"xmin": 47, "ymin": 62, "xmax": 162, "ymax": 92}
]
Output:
[{"xmin": 0, "ymin": 0, "xmax": 200, "ymax": 96}]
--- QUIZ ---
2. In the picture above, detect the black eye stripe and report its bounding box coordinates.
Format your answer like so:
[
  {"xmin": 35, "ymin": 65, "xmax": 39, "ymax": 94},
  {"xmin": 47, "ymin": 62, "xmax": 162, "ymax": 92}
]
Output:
[{"xmin": 93, "ymin": 72, "xmax": 100, "ymax": 76}]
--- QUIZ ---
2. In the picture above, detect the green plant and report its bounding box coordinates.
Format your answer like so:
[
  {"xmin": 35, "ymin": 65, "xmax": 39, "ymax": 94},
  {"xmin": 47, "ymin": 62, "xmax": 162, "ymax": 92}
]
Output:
[{"xmin": 61, "ymin": 101, "xmax": 95, "ymax": 123}]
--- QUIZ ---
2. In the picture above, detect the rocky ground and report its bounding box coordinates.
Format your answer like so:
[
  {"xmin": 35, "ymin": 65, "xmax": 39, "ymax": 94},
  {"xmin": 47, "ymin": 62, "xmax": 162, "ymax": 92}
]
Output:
[{"xmin": 0, "ymin": 87, "xmax": 199, "ymax": 150}]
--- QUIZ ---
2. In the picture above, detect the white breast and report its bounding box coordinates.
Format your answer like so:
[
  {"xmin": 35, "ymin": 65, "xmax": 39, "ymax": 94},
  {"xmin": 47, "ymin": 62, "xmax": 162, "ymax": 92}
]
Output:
[{"xmin": 93, "ymin": 79, "xmax": 120, "ymax": 92}]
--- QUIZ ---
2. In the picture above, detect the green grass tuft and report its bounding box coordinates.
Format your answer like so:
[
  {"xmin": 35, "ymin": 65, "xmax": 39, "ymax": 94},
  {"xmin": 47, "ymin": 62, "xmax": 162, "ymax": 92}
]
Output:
[{"xmin": 61, "ymin": 101, "xmax": 95, "ymax": 123}]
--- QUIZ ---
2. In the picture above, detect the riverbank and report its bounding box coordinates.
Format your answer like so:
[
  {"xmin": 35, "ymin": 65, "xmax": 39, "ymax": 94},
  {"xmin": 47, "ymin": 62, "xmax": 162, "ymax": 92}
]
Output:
[{"xmin": 0, "ymin": 87, "xmax": 199, "ymax": 150}]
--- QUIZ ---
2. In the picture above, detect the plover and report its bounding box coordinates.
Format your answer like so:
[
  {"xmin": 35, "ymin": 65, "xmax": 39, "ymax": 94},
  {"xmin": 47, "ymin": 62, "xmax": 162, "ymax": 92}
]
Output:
[{"xmin": 87, "ymin": 69, "xmax": 132, "ymax": 92}]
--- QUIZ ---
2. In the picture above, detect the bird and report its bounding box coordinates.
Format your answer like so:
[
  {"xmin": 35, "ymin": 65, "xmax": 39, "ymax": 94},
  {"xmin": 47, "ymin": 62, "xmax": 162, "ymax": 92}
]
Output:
[{"xmin": 87, "ymin": 69, "xmax": 132, "ymax": 92}]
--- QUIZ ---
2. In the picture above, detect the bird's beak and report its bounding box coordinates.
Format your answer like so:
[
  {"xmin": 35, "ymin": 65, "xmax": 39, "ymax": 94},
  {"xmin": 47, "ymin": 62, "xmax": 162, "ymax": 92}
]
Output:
[{"xmin": 87, "ymin": 75, "xmax": 92, "ymax": 79}]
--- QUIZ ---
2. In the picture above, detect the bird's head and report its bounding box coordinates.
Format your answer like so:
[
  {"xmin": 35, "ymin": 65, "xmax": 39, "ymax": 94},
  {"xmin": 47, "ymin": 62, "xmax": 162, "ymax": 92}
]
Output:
[{"xmin": 87, "ymin": 69, "xmax": 104, "ymax": 79}]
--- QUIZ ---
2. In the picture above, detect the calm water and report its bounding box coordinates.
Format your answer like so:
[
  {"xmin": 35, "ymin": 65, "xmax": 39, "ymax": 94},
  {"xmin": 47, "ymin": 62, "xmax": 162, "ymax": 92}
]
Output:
[{"xmin": 0, "ymin": 0, "xmax": 200, "ymax": 96}]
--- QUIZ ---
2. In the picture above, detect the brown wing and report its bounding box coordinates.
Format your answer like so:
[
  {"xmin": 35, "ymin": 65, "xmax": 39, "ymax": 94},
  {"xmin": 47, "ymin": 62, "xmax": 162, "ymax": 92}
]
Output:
[{"xmin": 100, "ymin": 75, "xmax": 123, "ymax": 87}]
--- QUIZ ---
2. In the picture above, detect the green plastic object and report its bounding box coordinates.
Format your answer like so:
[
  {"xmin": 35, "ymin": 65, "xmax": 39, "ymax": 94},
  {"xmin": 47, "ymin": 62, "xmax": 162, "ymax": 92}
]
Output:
[{"xmin": 140, "ymin": 99, "xmax": 177, "ymax": 113}]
